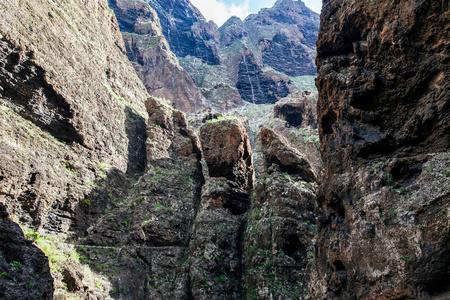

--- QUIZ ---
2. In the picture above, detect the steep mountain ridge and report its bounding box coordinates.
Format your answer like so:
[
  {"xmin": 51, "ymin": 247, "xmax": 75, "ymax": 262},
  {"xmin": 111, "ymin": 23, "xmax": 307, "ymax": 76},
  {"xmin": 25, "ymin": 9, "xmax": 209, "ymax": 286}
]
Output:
[
  {"xmin": 127, "ymin": 0, "xmax": 319, "ymax": 109},
  {"xmin": 109, "ymin": 0, "xmax": 204, "ymax": 112}
]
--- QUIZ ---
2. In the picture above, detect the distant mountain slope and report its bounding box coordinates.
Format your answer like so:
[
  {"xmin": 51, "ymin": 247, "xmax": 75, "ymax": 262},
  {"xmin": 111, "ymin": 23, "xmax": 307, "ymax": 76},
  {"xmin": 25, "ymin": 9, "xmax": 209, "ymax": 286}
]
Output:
[{"xmin": 116, "ymin": 0, "xmax": 319, "ymax": 109}]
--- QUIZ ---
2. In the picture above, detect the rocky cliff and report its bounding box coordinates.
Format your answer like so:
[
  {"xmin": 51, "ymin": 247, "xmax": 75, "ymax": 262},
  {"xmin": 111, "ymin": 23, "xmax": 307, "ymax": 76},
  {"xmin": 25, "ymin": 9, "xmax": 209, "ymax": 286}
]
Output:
[
  {"xmin": 312, "ymin": 0, "xmax": 450, "ymax": 299},
  {"xmin": 0, "ymin": 0, "xmax": 151, "ymax": 297},
  {"xmin": 3, "ymin": 0, "xmax": 448, "ymax": 298},
  {"xmin": 144, "ymin": 0, "xmax": 221, "ymax": 66},
  {"xmin": 179, "ymin": 0, "xmax": 320, "ymax": 107},
  {"xmin": 109, "ymin": 0, "xmax": 204, "ymax": 112},
  {"xmin": 0, "ymin": 0, "xmax": 322, "ymax": 298}
]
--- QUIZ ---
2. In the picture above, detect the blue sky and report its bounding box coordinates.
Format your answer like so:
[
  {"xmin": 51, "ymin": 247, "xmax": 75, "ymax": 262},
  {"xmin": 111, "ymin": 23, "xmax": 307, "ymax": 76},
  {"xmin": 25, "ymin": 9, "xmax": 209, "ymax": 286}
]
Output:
[{"xmin": 191, "ymin": 0, "xmax": 322, "ymax": 26}]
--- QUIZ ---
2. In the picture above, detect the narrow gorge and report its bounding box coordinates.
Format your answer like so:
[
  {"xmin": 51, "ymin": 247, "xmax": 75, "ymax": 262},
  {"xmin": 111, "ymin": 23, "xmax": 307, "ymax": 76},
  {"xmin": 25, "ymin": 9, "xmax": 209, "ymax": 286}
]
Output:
[{"xmin": 0, "ymin": 0, "xmax": 448, "ymax": 299}]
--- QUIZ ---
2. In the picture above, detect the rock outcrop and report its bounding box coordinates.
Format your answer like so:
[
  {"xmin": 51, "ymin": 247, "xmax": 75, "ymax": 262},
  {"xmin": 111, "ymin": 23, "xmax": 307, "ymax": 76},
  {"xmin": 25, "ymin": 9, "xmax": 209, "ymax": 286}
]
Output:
[
  {"xmin": 274, "ymin": 91, "xmax": 317, "ymax": 128},
  {"xmin": 312, "ymin": 0, "xmax": 450, "ymax": 298},
  {"xmin": 109, "ymin": 0, "xmax": 204, "ymax": 112},
  {"xmin": 0, "ymin": 0, "xmax": 157, "ymax": 297},
  {"xmin": 81, "ymin": 96, "xmax": 204, "ymax": 299},
  {"xmin": 201, "ymin": 119, "xmax": 254, "ymax": 192},
  {"xmin": 0, "ymin": 203, "xmax": 53, "ymax": 299},
  {"xmin": 245, "ymin": 127, "xmax": 317, "ymax": 300},
  {"xmin": 188, "ymin": 119, "xmax": 254, "ymax": 299},
  {"xmin": 260, "ymin": 126, "xmax": 316, "ymax": 182}
]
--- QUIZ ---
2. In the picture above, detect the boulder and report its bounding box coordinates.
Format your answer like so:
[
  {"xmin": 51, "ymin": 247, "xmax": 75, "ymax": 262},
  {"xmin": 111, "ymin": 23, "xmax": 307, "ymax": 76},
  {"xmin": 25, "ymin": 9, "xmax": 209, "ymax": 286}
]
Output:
[{"xmin": 260, "ymin": 126, "xmax": 316, "ymax": 182}]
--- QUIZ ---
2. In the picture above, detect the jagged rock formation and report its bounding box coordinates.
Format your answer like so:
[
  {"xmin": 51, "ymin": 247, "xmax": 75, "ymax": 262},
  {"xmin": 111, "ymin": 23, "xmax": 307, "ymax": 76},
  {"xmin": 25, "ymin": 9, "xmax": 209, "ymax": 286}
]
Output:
[
  {"xmin": 188, "ymin": 119, "xmax": 254, "ymax": 299},
  {"xmin": 144, "ymin": 0, "xmax": 221, "ymax": 65},
  {"xmin": 116, "ymin": 0, "xmax": 320, "ymax": 108},
  {"xmin": 109, "ymin": 0, "xmax": 204, "ymax": 112},
  {"xmin": 260, "ymin": 127, "xmax": 316, "ymax": 182},
  {"xmin": 244, "ymin": 0, "xmax": 319, "ymax": 77},
  {"xmin": 236, "ymin": 53, "xmax": 292, "ymax": 104},
  {"xmin": 0, "ymin": 0, "xmax": 155, "ymax": 297},
  {"xmin": 179, "ymin": 0, "xmax": 319, "ymax": 107},
  {"xmin": 201, "ymin": 119, "xmax": 254, "ymax": 193},
  {"xmin": 274, "ymin": 91, "xmax": 317, "ymax": 128},
  {"xmin": 312, "ymin": 0, "xmax": 450, "ymax": 299},
  {"xmin": 81, "ymin": 96, "xmax": 204, "ymax": 299}
]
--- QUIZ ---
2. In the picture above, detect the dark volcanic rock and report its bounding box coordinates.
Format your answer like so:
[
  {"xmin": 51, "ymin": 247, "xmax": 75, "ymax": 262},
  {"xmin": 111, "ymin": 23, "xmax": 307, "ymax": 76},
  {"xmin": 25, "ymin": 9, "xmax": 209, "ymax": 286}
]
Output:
[
  {"xmin": 188, "ymin": 118, "xmax": 256, "ymax": 299},
  {"xmin": 236, "ymin": 53, "xmax": 291, "ymax": 104},
  {"xmin": 110, "ymin": 0, "xmax": 204, "ymax": 112},
  {"xmin": 244, "ymin": 0, "xmax": 319, "ymax": 76},
  {"xmin": 83, "ymin": 96, "xmax": 204, "ymax": 298},
  {"xmin": 0, "ymin": 0, "xmax": 153, "ymax": 297},
  {"xmin": 220, "ymin": 17, "xmax": 248, "ymax": 47},
  {"xmin": 0, "ymin": 203, "xmax": 53, "ymax": 299},
  {"xmin": 244, "ymin": 167, "xmax": 316, "ymax": 300},
  {"xmin": 145, "ymin": 0, "xmax": 221, "ymax": 65},
  {"xmin": 154, "ymin": 0, "xmax": 319, "ymax": 107},
  {"xmin": 312, "ymin": 0, "xmax": 450, "ymax": 299}
]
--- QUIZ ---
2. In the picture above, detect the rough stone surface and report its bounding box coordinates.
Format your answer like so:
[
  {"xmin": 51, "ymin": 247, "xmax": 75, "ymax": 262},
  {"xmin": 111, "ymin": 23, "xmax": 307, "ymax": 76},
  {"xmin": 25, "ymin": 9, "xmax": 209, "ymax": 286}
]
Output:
[
  {"xmin": 260, "ymin": 126, "xmax": 316, "ymax": 182},
  {"xmin": 236, "ymin": 53, "xmax": 292, "ymax": 104},
  {"xmin": 188, "ymin": 179, "xmax": 246, "ymax": 299},
  {"xmin": 200, "ymin": 119, "xmax": 254, "ymax": 192},
  {"xmin": 188, "ymin": 118, "xmax": 256, "ymax": 299},
  {"xmin": 201, "ymin": 83, "xmax": 244, "ymax": 113},
  {"xmin": 0, "ymin": 0, "xmax": 153, "ymax": 297},
  {"xmin": 244, "ymin": 167, "xmax": 316, "ymax": 300},
  {"xmin": 110, "ymin": 0, "xmax": 204, "ymax": 112},
  {"xmin": 144, "ymin": 0, "xmax": 221, "ymax": 65},
  {"xmin": 245, "ymin": 0, "xmax": 319, "ymax": 76},
  {"xmin": 81, "ymin": 96, "xmax": 204, "ymax": 298},
  {"xmin": 274, "ymin": 91, "xmax": 317, "ymax": 128},
  {"xmin": 0, "ymin": 203, "xmax": 53, "ymax": 299},
  {"xmin": 158, "ymin": 0, "xmax": 319, "ymax": 106},
  {"xmin": 312, "ymin": 0, "xmax": 450, "ymax": 299}
]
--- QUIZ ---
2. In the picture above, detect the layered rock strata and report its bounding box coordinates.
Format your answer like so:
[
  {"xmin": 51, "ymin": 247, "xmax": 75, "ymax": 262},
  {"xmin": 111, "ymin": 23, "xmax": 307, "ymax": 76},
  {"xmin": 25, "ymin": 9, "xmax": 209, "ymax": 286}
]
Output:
[
  {"xmin": 82, "ymin": 96, "xmax": 205, "ymax": 299},
  {"xmin": 312, "ymin": 0, "xmax": 450, "ymax": 298},
  {"xmin": 131, "ymin": 0, "xmax": 319, "ymax": 107}
]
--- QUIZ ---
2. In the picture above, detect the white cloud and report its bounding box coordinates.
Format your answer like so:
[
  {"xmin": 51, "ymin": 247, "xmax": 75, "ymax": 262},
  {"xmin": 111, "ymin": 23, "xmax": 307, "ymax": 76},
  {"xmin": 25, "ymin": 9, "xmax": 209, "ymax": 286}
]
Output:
[{"xmin": 190, "ymin": 0, "xmax": 250, "ymax": 27}]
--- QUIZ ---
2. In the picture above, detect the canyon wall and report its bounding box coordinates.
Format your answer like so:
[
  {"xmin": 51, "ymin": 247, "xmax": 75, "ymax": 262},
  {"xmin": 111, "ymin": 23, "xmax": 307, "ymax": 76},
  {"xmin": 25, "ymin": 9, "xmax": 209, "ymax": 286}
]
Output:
[{"xmin": 312, "ymin": 0, "xmax": 450, "ymax": 298}]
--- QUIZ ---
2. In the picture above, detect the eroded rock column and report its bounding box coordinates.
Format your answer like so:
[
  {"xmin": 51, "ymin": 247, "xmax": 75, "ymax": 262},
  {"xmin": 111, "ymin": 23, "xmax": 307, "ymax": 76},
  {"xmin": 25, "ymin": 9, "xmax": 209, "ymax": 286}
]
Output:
[
  {"xmin": 244, "ymin": 126, "xmax": 317, "ymax": 300},
  {"xmin": 189, "ymin": 119, "xmax": 254, "ymax": 299}
]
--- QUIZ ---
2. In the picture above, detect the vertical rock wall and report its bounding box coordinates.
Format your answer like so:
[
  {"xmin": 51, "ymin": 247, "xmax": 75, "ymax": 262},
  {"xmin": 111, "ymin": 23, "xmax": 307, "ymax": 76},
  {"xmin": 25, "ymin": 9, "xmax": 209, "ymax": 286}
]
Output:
[{"xmin": 313, "ymin": 0, "xmax": 450, "ymax": 299}]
